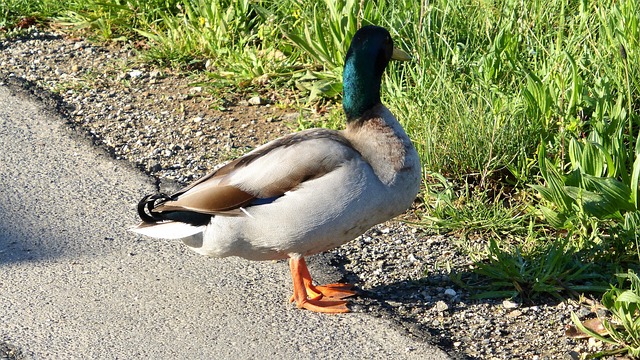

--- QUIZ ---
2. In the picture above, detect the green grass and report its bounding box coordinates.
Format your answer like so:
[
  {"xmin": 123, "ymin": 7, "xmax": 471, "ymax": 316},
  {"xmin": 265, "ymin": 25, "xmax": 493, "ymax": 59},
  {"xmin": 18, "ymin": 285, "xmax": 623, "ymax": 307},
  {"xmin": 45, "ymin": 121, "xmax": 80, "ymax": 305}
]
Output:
[
  {"xmin": 0, "ymin": 0, "xmax": 65, "ymax": 29},
  {"xmin": 470, "ymin": 237, "xmax": 609, "ymax": 301},
  {"xmin": 5, "ymin": 0, "xmax": 640, "ymax": 352}
]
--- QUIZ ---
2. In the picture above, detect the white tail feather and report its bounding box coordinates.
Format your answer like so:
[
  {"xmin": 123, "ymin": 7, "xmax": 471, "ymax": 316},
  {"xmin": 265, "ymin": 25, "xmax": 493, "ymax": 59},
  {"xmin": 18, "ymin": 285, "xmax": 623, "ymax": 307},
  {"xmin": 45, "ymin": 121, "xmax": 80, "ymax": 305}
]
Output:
[{"xmin": 129, "ymin": 221, "xmax": 205, "ymax": 240}]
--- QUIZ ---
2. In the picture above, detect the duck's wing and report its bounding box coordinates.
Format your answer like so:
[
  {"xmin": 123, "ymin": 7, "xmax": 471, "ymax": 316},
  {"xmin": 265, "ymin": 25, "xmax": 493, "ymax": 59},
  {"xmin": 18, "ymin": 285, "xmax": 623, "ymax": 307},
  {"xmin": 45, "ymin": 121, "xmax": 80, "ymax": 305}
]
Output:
[{"xmin": 148, "ymin": 129, "xmax": 359, "ymax": 217}]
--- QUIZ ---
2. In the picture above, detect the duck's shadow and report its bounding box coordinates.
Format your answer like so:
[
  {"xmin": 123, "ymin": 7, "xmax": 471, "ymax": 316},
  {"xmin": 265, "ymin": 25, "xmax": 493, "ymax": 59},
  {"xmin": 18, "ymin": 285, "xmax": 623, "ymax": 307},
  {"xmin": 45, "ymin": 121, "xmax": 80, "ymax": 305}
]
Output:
[
  {"xmin": 310, "ymin": 251, "xmax": 499, "ymax": 360},
  {"xmin": 308, "ymin": 253, "xmax": 473, "ymax": 359},
  {"xmin": 0, "ymin": 202, "xmax": 65, "ymax": 264}
]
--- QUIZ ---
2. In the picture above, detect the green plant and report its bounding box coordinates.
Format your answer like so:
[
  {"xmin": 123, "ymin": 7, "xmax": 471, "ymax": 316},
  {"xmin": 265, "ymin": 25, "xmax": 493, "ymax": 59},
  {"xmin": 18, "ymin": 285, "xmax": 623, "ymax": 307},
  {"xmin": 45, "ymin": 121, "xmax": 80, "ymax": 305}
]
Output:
[
  {"xmin": 58, "ymin": 0, "xmax": 181, "ymax": 40},
  {"xmin": 420, "ymin": 172, "xmax": 531, "ymax": 237},
  {"xmin": 265, "ymin": 0, "xmax": 378, "ymax": 100},
  {"xmin": 0, "ymin": 0, "xmax": 66, "ymax": 31},
  {"xmin": 293, "ymin": 106, "xmax": 344, "ymax": 131},
  {"xmin": 531, "ymin": 102, "xmax": 640, "ymax": 243},
  {"xmin": 135, "ymin": 0, "xmax": 256, "ymax": 65},
  {"xmin": 472, "ymin": 238, "xmax": 607, "ymax": 301},
  {"xmin": 572, "ymin": 270, "xmax": 640, "ymax": 357}
]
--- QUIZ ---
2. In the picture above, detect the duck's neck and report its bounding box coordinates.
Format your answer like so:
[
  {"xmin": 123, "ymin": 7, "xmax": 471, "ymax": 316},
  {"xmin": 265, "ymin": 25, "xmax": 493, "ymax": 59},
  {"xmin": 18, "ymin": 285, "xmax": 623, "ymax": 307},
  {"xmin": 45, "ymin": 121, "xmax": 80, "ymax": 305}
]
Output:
[{"xmin": 342, "ymin": 54, "xmax": 383, "ymax": 121}]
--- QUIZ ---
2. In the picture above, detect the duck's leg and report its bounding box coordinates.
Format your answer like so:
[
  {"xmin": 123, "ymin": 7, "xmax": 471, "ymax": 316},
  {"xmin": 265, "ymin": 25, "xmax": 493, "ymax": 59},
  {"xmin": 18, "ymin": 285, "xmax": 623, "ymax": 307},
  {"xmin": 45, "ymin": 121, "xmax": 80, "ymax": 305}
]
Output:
[{"xmin": 289, "ymin": 256, "xmax": 351, "ymax": 313}]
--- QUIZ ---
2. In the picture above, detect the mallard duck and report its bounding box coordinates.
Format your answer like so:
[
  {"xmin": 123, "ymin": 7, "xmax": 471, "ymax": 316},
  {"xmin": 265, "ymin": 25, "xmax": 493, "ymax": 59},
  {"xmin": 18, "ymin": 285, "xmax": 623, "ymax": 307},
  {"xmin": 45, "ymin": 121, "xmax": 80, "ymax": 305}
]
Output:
[{"xmin": 131, "ymin": 25, "xmax": 421, "ymax": 313}]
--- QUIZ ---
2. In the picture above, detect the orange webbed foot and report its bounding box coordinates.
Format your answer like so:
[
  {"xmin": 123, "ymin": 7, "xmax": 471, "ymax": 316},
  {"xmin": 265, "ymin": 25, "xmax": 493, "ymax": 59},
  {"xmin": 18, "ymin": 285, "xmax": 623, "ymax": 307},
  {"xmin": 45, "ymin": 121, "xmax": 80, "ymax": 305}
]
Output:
[
  {"xmin": 299, "ymin": 298, "xmax": 350, "ymax": 313},
  {"xmin": 289, "ymin": 257, "xmax": 356, "ymax": 313},
  {"xmin": 314, "ymin": 283, "xmax": 357, "ymax": 300},
  {"xmin": 289, "ymin": 282, "xmax": 357, "ymax": 303}
]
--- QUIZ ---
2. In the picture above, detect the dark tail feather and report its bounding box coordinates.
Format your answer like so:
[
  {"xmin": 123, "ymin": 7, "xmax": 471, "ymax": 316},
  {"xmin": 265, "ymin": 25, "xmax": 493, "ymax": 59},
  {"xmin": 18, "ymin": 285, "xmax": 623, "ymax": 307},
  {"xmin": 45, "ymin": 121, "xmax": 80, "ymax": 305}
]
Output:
[
  {"xmin": 137, "ymin": 194, "xmax": 172, "ymax": 223},
  {"xmin": 137, "ymin": 193, "xmax": 212, "ymax": 226}
]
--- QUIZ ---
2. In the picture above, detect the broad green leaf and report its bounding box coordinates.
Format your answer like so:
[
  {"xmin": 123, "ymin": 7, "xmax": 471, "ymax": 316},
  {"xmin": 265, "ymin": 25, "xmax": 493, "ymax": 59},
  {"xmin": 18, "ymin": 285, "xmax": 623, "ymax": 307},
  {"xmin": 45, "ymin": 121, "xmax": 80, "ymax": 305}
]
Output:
[
  {"xmin": 565, "ymin": 52, "xmax": 582, "ymax": 117},
  {"xmin": 632, "ymin": 154, "xmax": 640, "ymax": 209},
  {"xmin": 570, "ymin": 313, "xmax": 619, "ymax": 346},
  {"xmin": 581, "ymin": 175, "xmax": 634, "ymax": 211},
  {"xmin": 538, "ymin": 205, "xmax": 568, "ymax": 229},
  {"xmin": 616, "ymin": 290, "xmax": 640, "ymax": 304},
  {"xmin": 613, "ymin": 132, "xmax": 628, "ymax": 182},
  {"xmin": 530, "ymin": 184, "xmax": 555, "ymax": 203},
  {"xmin": 563, "ymin": 169, "xmax": 582, "ymax": 187},
  {"xmin": 635, "ymin": 127, "xmax": 640, "ymax": 157},
  {"xmin": 134, "ymin": 28, "xmax": 160, "ymax": 41},
  {"xmin": 564, "ymin": 186, "xmax": 620, "ymax": 219},
  {"xmin": 582, "ymin": 141, "xmax": 605, "ymax": 177},
  {"xmin": 536, "ymin": 144, "xmax": 573, "ymax": 212},
  {"xmin": 568, "ymin": 138, "xmax": 582, "ymax": 171}
]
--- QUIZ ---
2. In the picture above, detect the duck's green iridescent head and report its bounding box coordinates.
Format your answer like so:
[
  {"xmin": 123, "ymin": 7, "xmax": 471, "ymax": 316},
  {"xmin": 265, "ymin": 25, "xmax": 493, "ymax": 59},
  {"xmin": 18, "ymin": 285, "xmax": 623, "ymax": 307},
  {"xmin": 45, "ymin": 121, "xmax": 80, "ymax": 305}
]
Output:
[{"xmin": 342, "ymin": 26, "xmax": 410, "ymax": 121}]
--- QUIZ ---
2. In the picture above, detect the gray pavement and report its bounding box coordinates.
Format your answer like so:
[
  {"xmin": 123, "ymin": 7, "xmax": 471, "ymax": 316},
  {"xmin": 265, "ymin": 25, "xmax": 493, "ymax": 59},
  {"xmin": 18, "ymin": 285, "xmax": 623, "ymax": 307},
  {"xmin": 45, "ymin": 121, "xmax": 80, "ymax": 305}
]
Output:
[{"xmin": 0, "ymin": 84, "xmax": 451, "ymax": 359}]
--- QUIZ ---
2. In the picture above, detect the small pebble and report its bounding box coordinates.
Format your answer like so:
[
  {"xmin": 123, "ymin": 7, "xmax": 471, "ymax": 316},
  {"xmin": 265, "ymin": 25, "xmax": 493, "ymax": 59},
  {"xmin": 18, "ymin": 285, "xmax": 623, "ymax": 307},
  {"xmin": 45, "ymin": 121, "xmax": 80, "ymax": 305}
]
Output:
[
  {"xmin": 506, "ymin": 310, "xmax": 522, "ymax": 318},
  {"xmin": 502, "ymin": 299, "xmax": 520, "ymax": 309},
  {"xmin": 435, "ymin": 301, "xmax": 449, "ymax": 312},
  {"xmin": 248, "ymin": 96, "xmax": 266, "ymax": 105}
]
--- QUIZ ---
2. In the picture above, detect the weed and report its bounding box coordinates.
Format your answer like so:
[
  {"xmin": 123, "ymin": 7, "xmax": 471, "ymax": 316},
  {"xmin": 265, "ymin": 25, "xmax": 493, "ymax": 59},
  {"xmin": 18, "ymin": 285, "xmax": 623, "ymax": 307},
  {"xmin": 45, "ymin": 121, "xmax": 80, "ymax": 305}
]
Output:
[
  {"xmin": 472, "ymin": 238, "xmax": 608, "ymax": 301},
  {"xmin": 572, "ymin": 270, "xmax": 640, "ymax": 358}
]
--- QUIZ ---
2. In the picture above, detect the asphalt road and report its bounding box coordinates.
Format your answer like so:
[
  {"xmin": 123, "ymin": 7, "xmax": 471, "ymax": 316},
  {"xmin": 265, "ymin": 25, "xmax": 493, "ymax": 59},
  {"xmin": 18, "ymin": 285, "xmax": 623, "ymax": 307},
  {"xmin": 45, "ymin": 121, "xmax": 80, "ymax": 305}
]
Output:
[{"xmin": 0, "ymin": 84, "xmax": 450, "ymax": 359}]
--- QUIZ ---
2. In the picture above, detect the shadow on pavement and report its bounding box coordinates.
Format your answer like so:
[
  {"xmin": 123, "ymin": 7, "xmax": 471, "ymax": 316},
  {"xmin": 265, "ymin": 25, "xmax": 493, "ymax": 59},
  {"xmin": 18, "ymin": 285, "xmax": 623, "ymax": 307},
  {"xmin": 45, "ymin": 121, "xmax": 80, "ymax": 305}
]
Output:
[{"xmin": 0, "ymin": 214, "xmax": 65, "ymax": 264}]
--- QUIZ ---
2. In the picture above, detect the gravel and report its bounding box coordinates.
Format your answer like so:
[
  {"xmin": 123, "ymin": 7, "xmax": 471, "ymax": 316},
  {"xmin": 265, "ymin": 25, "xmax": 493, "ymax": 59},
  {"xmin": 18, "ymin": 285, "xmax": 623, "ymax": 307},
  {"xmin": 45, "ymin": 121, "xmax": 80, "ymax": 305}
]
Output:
[
  {"xmin": 0, "ymin": 341, "xmax": 22, "ymax": 360},
  {"xmin": 0, "ymin": 29, "xmax": 612, "ymax": 359}
]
